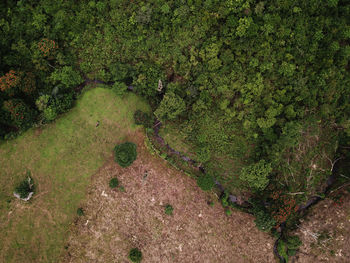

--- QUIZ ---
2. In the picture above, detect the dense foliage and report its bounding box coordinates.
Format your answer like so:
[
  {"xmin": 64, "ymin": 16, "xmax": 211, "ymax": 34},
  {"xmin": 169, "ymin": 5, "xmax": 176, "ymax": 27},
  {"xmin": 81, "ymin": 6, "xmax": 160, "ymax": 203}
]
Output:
[
  {"xmin": 1, "ymin": 0, "xmax": 349, "ymax": 238},
  {"xmin": 114, "ymin": 142, "xmax": 137, "ymax": 168}
]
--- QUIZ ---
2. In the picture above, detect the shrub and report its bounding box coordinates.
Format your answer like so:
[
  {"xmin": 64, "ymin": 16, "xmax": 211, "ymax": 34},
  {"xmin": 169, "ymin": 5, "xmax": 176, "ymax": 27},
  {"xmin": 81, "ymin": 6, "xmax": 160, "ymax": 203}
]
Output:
[
  {"xmin": 43, "ymin": 106, "xmax": 57, "ymax": 121},
  {"xmin": 239, "ymin": 160, "xmax": 272, "ymax": 190},
  {"xmin": 196, "ymin": 174, "xmax": 215, "ymax": 191},
  {"xmin": 250, "ymin": 199, "xmax": 276, "ymax": 232},
  {"xmin": 77, "ymin": 207, "xmax": 84, "ymax": 216},
  {"xmin": 35, "ymin": 95, "xmax": 50, "ymax": 111},
  {"xmin": 14, "ymin": 172, "xmax": 34, "ymax": 199},
  {"xmin": 225, "ymin": 209, "xmax": 232, "ymax": 216},
  {"xmin": 134, "ymin": 110, "xmax": 152, "ymax": 128},
  {"xmin": 114, "ymin": 142, "xmax": 137, "ymax": 167},
  {"xmin": 154, "ymin": 91, "xmax": 186, "ymax": 121},
  {"xmin": 164, "ymin": 204, "xmax": 173, "ymax": 215},
  {"xmin": 129, "ymin": 248, "xmax": 142, "ymax": 263},
  {"xmin": 50, "ymin": 66, "xmax": 83, "ymax": 89},
  {"xmin": 220, "ymin": 190, "xmax": 230, "ymax": 207},
  {"xmin": 254, "ymin": 209, "xmax": 276, "ymax": 232},
  {"xmin": 111, "ymin": 81, "xmax": 128, "ymax": 95},
  {"xmin": 109, "ymin": 178, "xmax": 119, "ymax": 188},
  {"xmin": 52, "ymin": 93, "xmax": 74, "ymax": 114}
]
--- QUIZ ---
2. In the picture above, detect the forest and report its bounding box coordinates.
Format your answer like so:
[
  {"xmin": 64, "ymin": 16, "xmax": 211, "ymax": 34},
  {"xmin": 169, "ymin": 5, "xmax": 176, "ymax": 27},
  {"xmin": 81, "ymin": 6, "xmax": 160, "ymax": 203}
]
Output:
[{"xmin": 1, "ymin": 0, "xmax": 350, "ymax": 262}]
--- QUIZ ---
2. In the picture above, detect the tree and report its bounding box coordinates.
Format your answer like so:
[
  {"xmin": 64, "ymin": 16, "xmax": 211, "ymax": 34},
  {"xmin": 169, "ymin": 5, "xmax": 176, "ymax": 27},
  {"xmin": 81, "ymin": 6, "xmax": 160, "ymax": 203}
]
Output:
[
  {"xmin": 154, "ymin": 92, "xmax": 186, "ymax": 121},
  {"xmin": 114, "ymin": 142, "xmax": 137, "ymax": 168}
]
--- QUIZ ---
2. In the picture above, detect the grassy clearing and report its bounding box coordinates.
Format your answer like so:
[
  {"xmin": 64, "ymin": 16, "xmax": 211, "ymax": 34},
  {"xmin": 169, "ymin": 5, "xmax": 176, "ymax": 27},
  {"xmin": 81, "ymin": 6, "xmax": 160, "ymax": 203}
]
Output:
[{"xmin": 0, "ymin": 87, "xmax": 149, "ymax": 263}]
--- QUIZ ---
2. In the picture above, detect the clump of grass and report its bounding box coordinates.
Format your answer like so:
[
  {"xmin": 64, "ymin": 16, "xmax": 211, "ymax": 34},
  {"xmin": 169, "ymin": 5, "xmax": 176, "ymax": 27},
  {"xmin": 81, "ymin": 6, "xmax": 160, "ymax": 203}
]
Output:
[
  {"xmin": 164, "ymin": 204, "xmax": 173, "ymax": 215},
  {"xmin": 109, "ymin": 178, "xmax": 119, "ymax": 188},
  {"xmin": 129, "ymin": 248, "xmax": 142, "ymax": 262}
]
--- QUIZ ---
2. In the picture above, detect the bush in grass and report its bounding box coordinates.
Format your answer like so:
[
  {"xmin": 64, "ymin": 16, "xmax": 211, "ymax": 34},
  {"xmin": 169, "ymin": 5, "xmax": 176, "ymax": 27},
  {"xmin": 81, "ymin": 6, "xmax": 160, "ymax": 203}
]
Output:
[
  {"xmin": 109, "ymin": 178, "xmax": 119, "ymax": 188},
  {"xmin": 134, "ymin": 110, "xmax": 152, "ymax": 128},
  {"xmin": 114, "ymin": 142, "xmax": 137, "ymax": 167},
  {"xmin": 77, "ymin": 207, "xmax": 84, "ymax": 216},
  {"xmin": 165, "ymin": 204, "xmax": 173, "ymax": 215},
  {"xmin": 129, "ymin": 248, "xmax": 142, "ymax": 262},
  {"xmin": 14, "ymin": 172, "xmax": 34, "ymax": 200},
  {"xmin": 196, "ymin": 174, "xmax": 215, "ymax": 191}
]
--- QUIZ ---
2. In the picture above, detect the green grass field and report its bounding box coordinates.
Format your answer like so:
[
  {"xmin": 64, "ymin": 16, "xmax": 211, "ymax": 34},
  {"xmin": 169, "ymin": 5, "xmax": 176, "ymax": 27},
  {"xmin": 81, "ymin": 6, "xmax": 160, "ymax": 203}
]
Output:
[{"xmin": 0, "ymin": 87, "xmax": 149, "ymax": 263}]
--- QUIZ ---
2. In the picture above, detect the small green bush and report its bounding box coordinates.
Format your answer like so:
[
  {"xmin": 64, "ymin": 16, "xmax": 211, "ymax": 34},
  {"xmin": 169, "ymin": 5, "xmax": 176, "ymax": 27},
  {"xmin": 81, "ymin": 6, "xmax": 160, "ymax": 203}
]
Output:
[
  {"xmin": 109, "ymin": 178, "xmax": 119, "ymax": 188},
  {"xmin": 196, "ymin": 174, "xmax": 215, "ymax": 191},
  {"xmin": 114, "ymin": 142, "xmax": 137, "ymax": 167},
  {"xmin": 225, "ymin": 209, "xmax": 232, "ymax": 216},
  {"xmin": 129, "ymin": 248, "xmax": 142, "ymax": 262},
  {"xmin": 165, "ymin": 204, "xmax": 173, "ymax": 215},
  {"xmin": 77, "ymin": 207, "xmax": 84, "ymax": 216}
]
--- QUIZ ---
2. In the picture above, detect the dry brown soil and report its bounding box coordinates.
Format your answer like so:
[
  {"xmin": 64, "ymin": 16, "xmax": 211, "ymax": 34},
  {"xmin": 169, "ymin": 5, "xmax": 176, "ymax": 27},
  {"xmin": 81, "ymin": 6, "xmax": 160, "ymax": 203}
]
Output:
[
  {"xmin": 292, "ymin": 189, "xmax": 350, "ymax": 263},
  {"xmin": 61, "ymin": 131, "xmax": 275, "ymax": 263}
]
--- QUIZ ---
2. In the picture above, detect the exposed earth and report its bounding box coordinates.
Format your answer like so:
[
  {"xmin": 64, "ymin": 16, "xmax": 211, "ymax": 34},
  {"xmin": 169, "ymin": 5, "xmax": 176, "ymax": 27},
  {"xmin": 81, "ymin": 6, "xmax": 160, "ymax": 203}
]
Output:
[
  {"xmin": 62, "ymin": 131, "xmax": 275, "ymax": 263},
  {"xmin": 292, "ymin": 189, "xmax": 350, "ymax": 263}
]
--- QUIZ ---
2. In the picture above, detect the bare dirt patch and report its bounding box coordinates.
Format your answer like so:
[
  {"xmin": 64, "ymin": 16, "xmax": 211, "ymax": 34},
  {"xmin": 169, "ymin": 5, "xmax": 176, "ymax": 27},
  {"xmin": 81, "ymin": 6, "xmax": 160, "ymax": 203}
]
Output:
[
  {"xmin": 292, "ymin": 189, "xmax": 350, "ymax": 262},
  {"xmin": 61, "ymin": 132, "xmax": 274, "ymax": 263}
]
